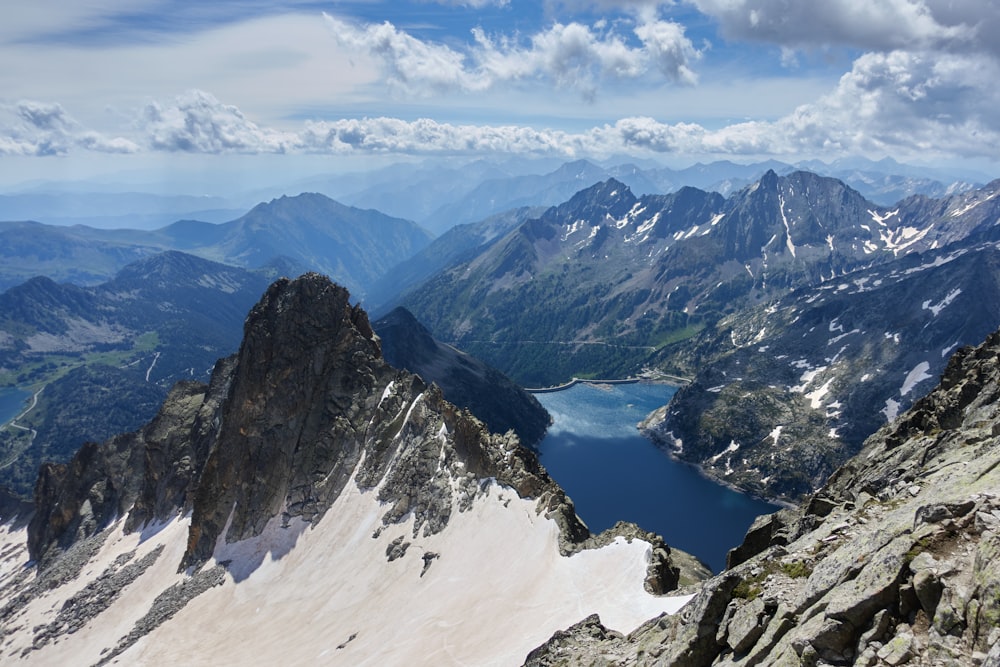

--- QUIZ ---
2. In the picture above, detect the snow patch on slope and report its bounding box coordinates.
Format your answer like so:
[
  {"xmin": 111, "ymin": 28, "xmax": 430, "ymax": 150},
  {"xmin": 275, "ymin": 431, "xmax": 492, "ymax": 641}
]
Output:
[
  {"xmin": 901, "ymin": 362, "xmax": 932, "ymax": 397},
  {"xmin": 922, "ymin": 288, "xmax": 962, "ymax": 317},
  {"xmin": 1, "ymin": 477, "xmax": 694, "ymax": 666}
]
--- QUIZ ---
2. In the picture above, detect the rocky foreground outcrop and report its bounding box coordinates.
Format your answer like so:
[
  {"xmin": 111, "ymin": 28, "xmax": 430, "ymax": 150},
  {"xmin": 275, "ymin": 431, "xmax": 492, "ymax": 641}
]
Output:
[{"xmin": 527, "ymin": 331, "xmax": 1000, "ymax": 666}]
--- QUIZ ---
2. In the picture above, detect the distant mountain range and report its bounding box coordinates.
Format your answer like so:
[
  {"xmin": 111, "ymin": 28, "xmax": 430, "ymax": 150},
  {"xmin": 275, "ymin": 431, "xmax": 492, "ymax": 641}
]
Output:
[
  {"xmin": 5, "ymin": 156, "xmax": 983, "ymax": 239},
  {"xmin": 331, "ymin": 156, "xmax": 984, "ymax": 234},
  {"xmin": 0, "ymin": 192, "xmax": 432, "ymax": 296},
  {"xmin": 395, "ymin": 169, "xmax": 1000, "ymax": 498}
]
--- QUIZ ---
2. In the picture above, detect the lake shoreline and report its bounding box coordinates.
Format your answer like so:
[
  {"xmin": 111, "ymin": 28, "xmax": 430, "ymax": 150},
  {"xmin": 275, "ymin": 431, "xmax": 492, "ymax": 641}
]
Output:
[{"xmin": 526, "ymin": 374, "xmax": 690, "ymax": 393}]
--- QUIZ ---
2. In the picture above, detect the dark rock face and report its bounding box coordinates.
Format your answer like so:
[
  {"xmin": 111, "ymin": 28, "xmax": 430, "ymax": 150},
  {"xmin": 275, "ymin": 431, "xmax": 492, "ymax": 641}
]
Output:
[
  {"xmin": 374, "ymin": 306, "xmax": 550, "ymax": 446},
  {"xmin": 525, "ymin": 327, "xmax": 1000, "ymax": 666},
  {"xmin": 28, "ymin": 380, "xmax": 208, "ymax": 566},
  {"xmin": 182, "ymin": 276, "xmax": 386, "ymax": 566}
]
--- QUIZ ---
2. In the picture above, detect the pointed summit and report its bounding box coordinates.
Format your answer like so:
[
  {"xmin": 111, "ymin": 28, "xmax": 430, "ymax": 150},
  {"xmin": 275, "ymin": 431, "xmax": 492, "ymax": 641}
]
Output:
[{"xmin": 12, "ymin": 273, "xmax": 689, "ymax": 665}]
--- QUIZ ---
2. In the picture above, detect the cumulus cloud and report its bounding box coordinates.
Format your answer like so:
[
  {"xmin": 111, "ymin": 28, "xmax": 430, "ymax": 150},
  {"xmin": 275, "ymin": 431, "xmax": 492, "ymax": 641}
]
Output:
[
  {"xmin": 300, "ymin": 116, "xmax": 576, "ymax": 154},
  {"xmin": 139, "ymin": 90, "xmax": 300, "ymax": 153},
  {"xmin": 777, "ymin": 49, "xmax": 1000, "ymax": 157},
  {"xmin": 323, "ymin": 12, "xmax": 700, "ymax": 98},
  {"xmin": 0, "ymin": 99, "xmax": 139, "ymax": 156},
  {"xmin": 8, "ymin": 71, "xmax": 1000, "ymax": 163},
  {"xmin": 691, "ymin": 0, "xmax": 980, "ymax": 53}
]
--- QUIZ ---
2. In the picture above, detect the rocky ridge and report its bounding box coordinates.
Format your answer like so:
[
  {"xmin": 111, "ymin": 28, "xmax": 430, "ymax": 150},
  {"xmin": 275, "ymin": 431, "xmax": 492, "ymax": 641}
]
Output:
[
  {"xmin": 526, "ymin": 329, "xmax": 1000, "ymax": 666},
  {"xmin": 373, "ymin": 306, "xmax": 551, "ymax": 447},
  {"xmin": 3, "ymin": 274, "xmax": 688, "ymax": 664}
]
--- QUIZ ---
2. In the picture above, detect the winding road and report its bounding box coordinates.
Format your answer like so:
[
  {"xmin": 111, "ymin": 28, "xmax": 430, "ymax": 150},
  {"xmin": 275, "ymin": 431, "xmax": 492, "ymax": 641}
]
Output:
[{"xmin": 0, "ymin": 386, "xmax": 44, "ymax": 470}]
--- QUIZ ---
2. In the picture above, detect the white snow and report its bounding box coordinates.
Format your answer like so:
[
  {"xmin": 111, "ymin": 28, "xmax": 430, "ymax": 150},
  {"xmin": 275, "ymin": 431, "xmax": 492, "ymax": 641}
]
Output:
[
  {"xmin": 900, "ymin": 361, "xmax": 932, "ymax": 397},
  {"xmin": 882, "ymin": 398, "xmax": 901, "ymax": 422},
  {"xmin": 561, "ymin": 220, "xmax": 585, "ymax": 240},
  {"xmin": 778, "ymin": 195, "xmax": 796, "ymax": 258},
  {"xmin": 868, "ymin": 209, "xmax": 899, "ymax": 226},
  {"xmin": 941, "ymin": 342, "xmax": 959, "ymax": 358},
  {"xmin": 768, "ymin": 426, "xmax": 782, "ymax": 447},
  {"xmin": 709, "ymin": 440, "xmax": 740, "ymax": 465},
  {"xmin": 709, "ymin": 213, "xmax": 725, "ymax": 227},
  {"xmin": 828, "ymin": 329, "xmax": 859, "ymax": 346},
  {"xmin": 805, "ymin": 379, "xmax": 834, "ymax": 410},
  {"xmin": 632, "ymin": 211, "xmax": 660, "ymax": 242},
  {"xmin": 1, "ymin": 476, "xmax": 695, "ymax": 667},
  {"xmin": 922, "ymin": 288, "xmax": 962, "ymax": 317},
  {"xmin": 949, "ymin": 190, "xmax": 998, "ymax": 217}
]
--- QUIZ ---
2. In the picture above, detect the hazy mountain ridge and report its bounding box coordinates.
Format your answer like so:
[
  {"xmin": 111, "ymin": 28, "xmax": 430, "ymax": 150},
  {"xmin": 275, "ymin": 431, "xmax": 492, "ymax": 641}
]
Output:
[
  {"xmin": 365, "ymin": 205, "xmax": 545, "ymax": 311},
  {"xmin": 327, "ymin": 157, "xmax": 982, "ymax": 233},
  {"xmin": 0, "ymin": 192, "xmax": 432, "ymax": 297},
  {"xmin": 400, "ymin": 169, "xmax": 995, "ymax": 386}
]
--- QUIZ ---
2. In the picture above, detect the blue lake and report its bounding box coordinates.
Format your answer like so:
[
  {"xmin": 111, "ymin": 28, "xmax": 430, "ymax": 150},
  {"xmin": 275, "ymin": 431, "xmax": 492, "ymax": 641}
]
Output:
[
  {"xmin": 534, "ymin": 382, "xmax": 780, "ymax": 573},
  {"xmin": 0, "ymin": 387, "xmax": 30, "ymax": 425}
]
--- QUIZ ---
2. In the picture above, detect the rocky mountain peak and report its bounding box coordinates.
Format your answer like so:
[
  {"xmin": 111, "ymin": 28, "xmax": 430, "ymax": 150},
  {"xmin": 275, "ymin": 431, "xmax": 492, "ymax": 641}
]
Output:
[
  {"xmin": 23, "ymin": 273, "xmax": 676, "ymax": 589},
  {"xmin": 560, "ymin": 178, "xmax": 637, "ymax": 219}
]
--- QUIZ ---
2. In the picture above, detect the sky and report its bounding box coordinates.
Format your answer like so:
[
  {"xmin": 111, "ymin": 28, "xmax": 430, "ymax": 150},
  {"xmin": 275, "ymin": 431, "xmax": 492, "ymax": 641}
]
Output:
[{"xmin": 2, "ymin": 0, "xmax": 998, "ymax": 190}]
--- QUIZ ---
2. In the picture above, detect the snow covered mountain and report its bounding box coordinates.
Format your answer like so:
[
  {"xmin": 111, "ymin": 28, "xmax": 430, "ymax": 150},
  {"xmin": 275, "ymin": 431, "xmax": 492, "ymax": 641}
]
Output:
[
  {"xmin": 0, "ymin": 274, "xmax": 695, "ymax": 665},
  {"xmin": 400, "ymin": 171, "xmax": 1000, "ymax": 386},
  {"xmin": 398, "ymin": 170, "xmax": 1000, "ymax": 500}
]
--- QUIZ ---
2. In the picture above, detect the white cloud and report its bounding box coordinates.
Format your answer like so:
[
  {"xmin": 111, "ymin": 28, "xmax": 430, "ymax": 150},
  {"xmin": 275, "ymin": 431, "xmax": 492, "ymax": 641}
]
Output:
[
  {"xmin": 691, "ymin": 0, "xmax": 981, "ymax": 53},
  {"xmin": 634, "ymin": 19, "xmax": 700, "ymax": 84},
  {"xmin": 778, "ymin": 49, "xmax": 1000, "ymax": 158},
  {"xmin": 0, "ymin": 13, "xmax": 373, "ymax": 131},
  {"xmin": 140, "ymin": 90, "xmax": 300, "ymax": 153},
  {"xmin": 300, "ymin": 116, "xmax": 575, "ymax": 155},
  {"xmin": 7, "ymin": 76, "xmax": 999, "ymax": 162},
  {"xmin": 0, "ymin": 100, "xmax": 138, "ymax": 156},
  {"xmin": 323, "ymin": 12, "xmax": 700, "ymax": 98}
]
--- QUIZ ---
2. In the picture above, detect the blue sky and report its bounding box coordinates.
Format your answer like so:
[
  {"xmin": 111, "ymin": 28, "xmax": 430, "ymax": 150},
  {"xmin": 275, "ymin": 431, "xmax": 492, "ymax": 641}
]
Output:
[{"xmin": 1, "ymin": 0, "xmax": 998, "ymax": 188}]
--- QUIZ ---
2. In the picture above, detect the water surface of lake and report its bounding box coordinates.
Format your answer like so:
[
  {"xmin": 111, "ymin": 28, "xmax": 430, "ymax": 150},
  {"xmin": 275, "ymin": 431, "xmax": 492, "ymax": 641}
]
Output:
[
  {"xmin": 534, "ymin": 382, "xmax": 780, "ymax": 573},
  {"xmin": 0, "ymin": 387, "xmax": 30, "ymax": 426}
]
